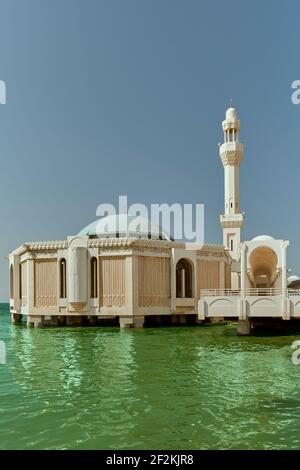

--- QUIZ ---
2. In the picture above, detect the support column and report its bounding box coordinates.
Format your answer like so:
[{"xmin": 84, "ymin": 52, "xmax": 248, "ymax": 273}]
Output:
[
  {"xmin": 66, "ymin": 316, "xmax": 76, "ymax": 326},
  {"xmin": 11, "ymin": 313, "xmax": 22, "ymax": 324},
  {"xmin": 27, "ymin": 259, "xmax": 34, "ymax": 315},
  {"xmin": 51, "ymin": 316, "xmax": 59, "ymax": 326},
  {"xmin": 281, "ymin": 241, "xmax": 290, "ymax": 320},
  {"xmin": 198, "ymin": 299, "xmax": 206, "ymax": 320},
  {"xmin": 119, "ymin": 315, "xmax": 144, "ymax": 329},
  {"xmin": 239, "ymin": 243, "xmax": 247, "ymax": 320},
  {"xmin": 88, "ymin": 316, "xmax": 97, "ymax": 326},
  {"xmin": 123, "ymin": 253, "xmax": 144, "ymax": 328},
  {"xmin": 125, "ymin": 254, "xmax": 139, "ymax": 320},
  {"xmin": 170, "ymin": 249, "xmax": 176, "ymax": 311},
  {"xmin": 240, "ymin": 243, "xmax": 246, "ymax": 293},
  {"xmin": 27, "ymin": 315, "xmax": 43, "ymax": 328},
  {"xmin": 281, "ymin": 242, "xmax": 288, "ymax": 294},
  {"xmin": 237, "ymin": 319, "xmax": 251, "ymax": 335},
  {"xmin": 11, "ymin": 255, "xmax": 21, "ymax": 312}
]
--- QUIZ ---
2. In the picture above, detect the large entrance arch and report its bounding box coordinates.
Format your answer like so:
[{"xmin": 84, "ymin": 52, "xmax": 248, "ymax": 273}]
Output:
[
  {"xmin": 249, "ymin": 246, "xmax": 278, "ymax": 288},
  {"xmin": 176, "ymin": 258, "xmax": 194, "ymax": 298}
]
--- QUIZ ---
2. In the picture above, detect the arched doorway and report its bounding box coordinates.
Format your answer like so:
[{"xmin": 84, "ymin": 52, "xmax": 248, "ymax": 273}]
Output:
[
  {"xmin": 176, "ymin": 258, "xmax": 194, "ymax": 298},
  {"xmin": 249, "ymin": 246, "xmax": 278, "ymax": 288}
]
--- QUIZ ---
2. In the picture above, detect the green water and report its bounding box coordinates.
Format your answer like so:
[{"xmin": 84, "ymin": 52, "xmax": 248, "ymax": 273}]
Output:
[{"xmin": 1, "ymin": 304, "xmax": 300, "ymax": 450}]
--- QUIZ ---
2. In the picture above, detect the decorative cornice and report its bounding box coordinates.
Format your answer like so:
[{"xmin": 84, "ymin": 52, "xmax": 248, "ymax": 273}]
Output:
[
  {"xmin": 88, "ymin": 238, "xmax": 180, "ymax": 249},
  {"xmin": 11, "ymin": 239, "xmax": 231, "ymax": 258},
  {"xmin": 200, "ymin": 244, "xmax": 227, "ymax": 252},
  {"xmin": 12, "ymin": 237, "xmax": 181, "ymax": 254},
  {"xmin": 26, "ymin": 241, "xmax": 68, "ymax": 250}
]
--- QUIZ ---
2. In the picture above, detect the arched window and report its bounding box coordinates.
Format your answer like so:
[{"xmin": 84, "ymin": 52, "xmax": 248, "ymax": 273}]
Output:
[
  {"xmin": 90, "ymin": 257, "xmax": 98, "ymax": 298},
  {"xmin": 59, "ymin": 259, "xmax": 67, "ymax": 299},
  {"xmin": 176, "ymin": 258, "xmax": 194, "ymax": 298},
  {"xmin": 10, "ymin": 265, "xmax": 14, "ymax": 299}
]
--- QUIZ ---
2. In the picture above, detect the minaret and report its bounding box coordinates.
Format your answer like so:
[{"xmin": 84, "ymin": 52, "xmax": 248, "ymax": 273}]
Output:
[{"xmin": 219, "ymin": 105, "xmax": 244, "ymax": 288}]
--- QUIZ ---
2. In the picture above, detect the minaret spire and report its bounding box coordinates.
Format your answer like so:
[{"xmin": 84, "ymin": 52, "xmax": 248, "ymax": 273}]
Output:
[{"xmin": 219, "ymin": 105, "xmax": 244, "ymax": 288}]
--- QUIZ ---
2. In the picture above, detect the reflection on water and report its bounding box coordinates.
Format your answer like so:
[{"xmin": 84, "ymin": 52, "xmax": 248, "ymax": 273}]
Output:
[{"xmin": 1, "ymin": 305, "xmax": 300, "ymax": 449}]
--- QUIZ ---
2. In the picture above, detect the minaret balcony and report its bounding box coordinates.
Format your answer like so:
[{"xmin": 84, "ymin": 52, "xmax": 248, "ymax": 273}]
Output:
[
  {"xmin": 220, "ymin": 213, "xmax": 244, "ymax": 228},
  {"xmin": 219, "ymin": 142, "xmax": 244, "ymax": 166}
]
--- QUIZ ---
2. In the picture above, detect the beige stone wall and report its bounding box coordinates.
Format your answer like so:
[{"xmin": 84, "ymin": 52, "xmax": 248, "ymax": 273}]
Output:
[
  {"xmin": 34, "ymin": 259, "xmax": 57, "ymax": 307},
  {"xmin": 21, "ymin": 262, "xmax": 27, "ymax": 307},
  {"xmin": 99, "ymin": 256, "xmax": 126, "ymax": 307},
  {"xmin": 197, "ymin": 260, "xmax": 220, "ymax": 297},
  {"xmin": 138, "ymin": 256, "xmax": 170, "ymax": 307},
  {"xmin": 225, "ymin": 263, "xmax": 231, "ymax": 288}
]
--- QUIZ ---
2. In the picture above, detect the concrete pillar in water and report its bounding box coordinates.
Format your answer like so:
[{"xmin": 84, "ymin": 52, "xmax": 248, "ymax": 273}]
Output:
[
  {"xmin": 210, "ymin": 317, "xmax": 224, "ymax": 323},
  {"xmin": 119, "ymin": 315, "xmax": 144, "ymax": 329},
  {"xmin": 51, "ymin": 316, "xmax": 59, "ymax": 326},
  {"xmin": 237, "ymin": 319, "xmax": 251, "ymax": 336},
  {"xmin": 88, "ymin": 316, "xmax": 97, "ymax": 326},
  {"xmin": 27, "ymin": 315, "xmax": 43, "ymax": 328},
  {"xmin": 73, "ymin": 316, "xmax": 82, "ymax": 326},
  {"xmin": 11, "ymin": 313, "xmax": 22, "ymax": 324},
  {"xmin": 66, "ymin": 316, "xmax": 76, "ymax": 326}
]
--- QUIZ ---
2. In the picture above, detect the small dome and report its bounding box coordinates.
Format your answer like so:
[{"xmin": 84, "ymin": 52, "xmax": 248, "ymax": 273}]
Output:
[
  {"xmin": 288, "ymin": 275, "xmax": 300, "ymax": 288},
  {"xmin": 252, "ymin": 235, "xmax": 274, "ymax": 242},
  {"xmin": 226, "ymin": 107, "xmax": 238, "ymax": 121},
  {"xmin": 78, "ymin": 214, "xmax": 170, "ymax": 240}
]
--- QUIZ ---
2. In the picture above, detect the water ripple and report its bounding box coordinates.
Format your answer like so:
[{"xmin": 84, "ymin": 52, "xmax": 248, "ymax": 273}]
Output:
[{"xmin": 1, "ymin": 306, "xmax": 300, "ymax": 449}]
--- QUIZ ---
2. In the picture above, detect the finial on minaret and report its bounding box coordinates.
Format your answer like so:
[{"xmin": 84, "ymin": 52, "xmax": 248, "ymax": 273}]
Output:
[{"xmin": 229, "ymin": 98, "xmax": 233, "ymax": 108}]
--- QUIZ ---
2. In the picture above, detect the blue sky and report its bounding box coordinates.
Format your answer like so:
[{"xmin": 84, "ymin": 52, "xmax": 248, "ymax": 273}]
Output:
[{"xmin": 0, "ymin": 0, "xmax": 299, "ymax": 300}]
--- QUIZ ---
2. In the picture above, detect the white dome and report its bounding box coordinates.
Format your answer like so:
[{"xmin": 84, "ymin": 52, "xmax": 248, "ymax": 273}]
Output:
[
  {"xmin": 288, "ymin": 275, "xmax": 300, "ymax": 283},
  {"xmin": 252, "ymin": 235, "xmax": 274, "ymax": 242},
  {"xmin": 226, "ymin": 107, "xmax": 238, "ymax": 121},
  {"xmin": 78, "ymin": 214, "xmax": 170, "ymax": 240}
]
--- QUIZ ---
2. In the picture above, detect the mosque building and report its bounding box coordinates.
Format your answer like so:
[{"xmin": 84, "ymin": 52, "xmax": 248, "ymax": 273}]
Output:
[{"xmin": 8, "ymin": 106, "xmax": 300, "ymax": 334}]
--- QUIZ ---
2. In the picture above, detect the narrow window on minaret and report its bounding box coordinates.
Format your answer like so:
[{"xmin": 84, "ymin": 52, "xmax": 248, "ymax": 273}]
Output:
[{"xmin": 231, "ymin": 239, "xmax": 234, "ymax": 251}]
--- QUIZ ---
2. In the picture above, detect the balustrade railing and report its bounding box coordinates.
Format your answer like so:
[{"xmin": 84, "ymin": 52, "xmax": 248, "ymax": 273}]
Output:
[{"xmin": 200, "ymin": 288, "xmax": 284, "ymax": 297}]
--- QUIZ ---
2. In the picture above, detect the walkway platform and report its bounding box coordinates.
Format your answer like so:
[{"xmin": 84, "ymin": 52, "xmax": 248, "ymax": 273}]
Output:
[{"xmin": 198, "ymin": 288, "xmax": 300, "ymax": 321}]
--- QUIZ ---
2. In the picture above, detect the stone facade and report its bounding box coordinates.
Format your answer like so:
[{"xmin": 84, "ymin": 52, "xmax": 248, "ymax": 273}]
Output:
[{"xmin": 9, "ymin": 236, "xmax": 231, "ymax": 328}]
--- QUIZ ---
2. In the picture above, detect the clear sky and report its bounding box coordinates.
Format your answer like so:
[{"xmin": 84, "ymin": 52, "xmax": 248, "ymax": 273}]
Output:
[{"xmin": 0, "ymin": 0, "xmax": 299, "ymax": 301}]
